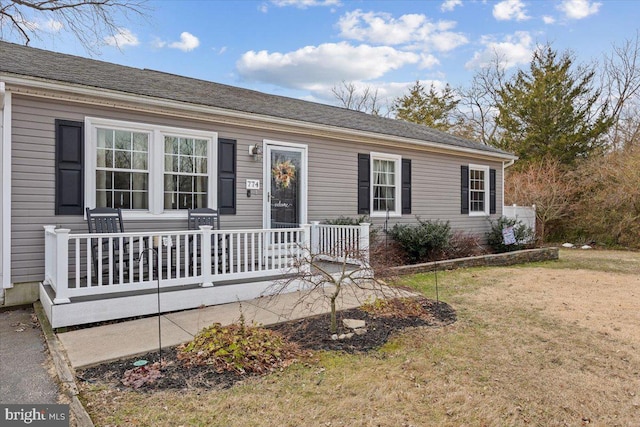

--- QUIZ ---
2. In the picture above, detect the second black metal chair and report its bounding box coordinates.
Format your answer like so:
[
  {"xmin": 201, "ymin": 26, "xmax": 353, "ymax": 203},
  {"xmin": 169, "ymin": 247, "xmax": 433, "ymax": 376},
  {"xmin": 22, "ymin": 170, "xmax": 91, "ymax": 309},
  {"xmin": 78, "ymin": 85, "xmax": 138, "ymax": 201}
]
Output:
[{"xmin": 187, "ymin": 208, "xmax": 227, "ymax": 273}]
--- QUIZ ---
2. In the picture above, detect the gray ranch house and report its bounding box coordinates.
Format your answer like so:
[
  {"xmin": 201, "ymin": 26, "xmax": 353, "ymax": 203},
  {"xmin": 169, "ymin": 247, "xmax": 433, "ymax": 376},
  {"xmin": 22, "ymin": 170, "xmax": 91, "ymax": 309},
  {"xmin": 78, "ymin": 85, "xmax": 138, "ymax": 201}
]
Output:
[{"xmin": 0, "ymin": 41, "xmax": 516, "ymax": 328}]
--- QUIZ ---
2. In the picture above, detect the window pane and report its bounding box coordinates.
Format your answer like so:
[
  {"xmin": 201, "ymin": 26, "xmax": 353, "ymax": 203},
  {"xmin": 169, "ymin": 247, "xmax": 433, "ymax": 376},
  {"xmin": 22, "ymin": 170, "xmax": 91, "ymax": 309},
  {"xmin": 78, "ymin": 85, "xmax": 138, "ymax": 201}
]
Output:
[
  {"xmin": 133, "ymin": 132, "xmax": 148, "ymax": 151},
  {"xmin": 194, "ymin": 177, "xmax": 207, "ymax": 192},
  {"xmin": 114, "ymin": 151, "xmax": 131, "ymax": 169},
  {"xmin": 113, "ymin": 172, "xmax": 131, "ymax": 190},
  {"xmin": 96, "ymin": 171, "xmax": 109, "ymax": 190},
  {"xmin": 132, "ymin": 191, "xmax": 148, "ymax": 209},
  {"xmin": 96, "ymin": 191, "xmax": 111, "ymax": 208},
  {"xmin": 196, "ymin": 158, "xmax": 207, "ymax": 174},
  {"xmin": 164, "ymin": 174, "xmax": 177, "ymax": 191},
  {"xmin": 97, "ymin": 149, "xmax": 107, "ymax": 168},
  {"xmin": 180, "ymin": 138, "xmax": 194, "ymax": 155},
  {"xmin": 164, "ymin": 192, "xmax": 176, "ymax": 209},
  {"xmin": 180, "ymin": 156, "xmax": 194, "ymax": 173},
  {"xmin": 114, "ymin": 130, "xmax": 132, "ymax": 150},
  {"xmin": 165, "ymin": 136, "xmax": 178, "ymax": 154},
  {"xmin": 132, "ymin": 152, "xmax": 147, "ymax": 170},
  {"xmin": 132, "ymin": 173, "xmax": 148, "ymax": 191},
  {"xmin": 179, "ymin": 176, "xmax": 192, "ymax": 192},
  {"xmin": 113, "ymin": 191, "xmax": 130, "ymax": 209},
  {"xmin": 97, "ymin": 129, "xmax": 113, "ymax": 148},
  {"xmin": 194, "ymin": 193, "xmax": 207, "ymax": 208},
  {"xmin": 195, "ymin": 140, "xmax": 207, "ymax": 157}
]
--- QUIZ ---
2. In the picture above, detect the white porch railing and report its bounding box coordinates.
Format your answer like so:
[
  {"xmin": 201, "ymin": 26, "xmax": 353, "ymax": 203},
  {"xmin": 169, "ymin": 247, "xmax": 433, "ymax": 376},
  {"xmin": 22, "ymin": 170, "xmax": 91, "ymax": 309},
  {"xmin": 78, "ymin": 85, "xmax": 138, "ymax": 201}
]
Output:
[{"xmin": 42, "ymin": 223, "xmax": 370, "ymax": 305}]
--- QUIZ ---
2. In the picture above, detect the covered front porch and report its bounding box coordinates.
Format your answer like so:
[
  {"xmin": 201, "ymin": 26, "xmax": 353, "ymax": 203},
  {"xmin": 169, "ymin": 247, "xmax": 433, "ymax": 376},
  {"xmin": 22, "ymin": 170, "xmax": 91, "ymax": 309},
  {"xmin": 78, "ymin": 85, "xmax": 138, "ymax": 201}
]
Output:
[{"xmin": 40, "ymin": 223, "xmax": 370, "ymax": 328}]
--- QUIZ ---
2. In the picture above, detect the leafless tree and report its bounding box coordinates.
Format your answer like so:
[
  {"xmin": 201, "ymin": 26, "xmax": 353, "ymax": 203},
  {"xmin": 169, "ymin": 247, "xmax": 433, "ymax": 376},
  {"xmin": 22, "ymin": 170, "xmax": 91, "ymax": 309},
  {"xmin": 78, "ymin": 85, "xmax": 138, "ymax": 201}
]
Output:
[
  {"xmin": 0, "ymin": 0, "xmax": 148, "ymax": 53},
  {"xmin": 455, "ymin": 52, "xmax": 508, "ymax": 145},
  {"xmin": 267, "ymin": 235, "xmax": 401, "ymax": 334},
  {"xmin": 602, "ymin": 32, "xmax": 640, "ymax": 149},
  {"xmin": 332, "ymin": 80, "xmax": 385, "ymax": 116},
  {"xmin": 505, "ymin": 157, "xmax": 574, "ymax": 242}
]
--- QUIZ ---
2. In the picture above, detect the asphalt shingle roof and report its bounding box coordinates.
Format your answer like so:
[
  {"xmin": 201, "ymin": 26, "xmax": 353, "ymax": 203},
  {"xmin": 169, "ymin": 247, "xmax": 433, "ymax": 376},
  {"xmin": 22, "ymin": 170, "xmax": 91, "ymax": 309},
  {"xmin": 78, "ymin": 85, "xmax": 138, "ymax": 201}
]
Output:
[{"xmin": 0, "ymin": 41, "xmax": 512, "ymax": 158}]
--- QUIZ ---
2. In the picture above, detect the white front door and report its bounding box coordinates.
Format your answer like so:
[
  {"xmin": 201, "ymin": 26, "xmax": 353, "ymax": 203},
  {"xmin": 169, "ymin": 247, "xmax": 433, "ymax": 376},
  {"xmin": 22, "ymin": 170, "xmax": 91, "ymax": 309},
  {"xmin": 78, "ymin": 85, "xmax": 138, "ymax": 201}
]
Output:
[{"xmin": 263, "ymin": 141, "xmax": 307, "ymax": 230}]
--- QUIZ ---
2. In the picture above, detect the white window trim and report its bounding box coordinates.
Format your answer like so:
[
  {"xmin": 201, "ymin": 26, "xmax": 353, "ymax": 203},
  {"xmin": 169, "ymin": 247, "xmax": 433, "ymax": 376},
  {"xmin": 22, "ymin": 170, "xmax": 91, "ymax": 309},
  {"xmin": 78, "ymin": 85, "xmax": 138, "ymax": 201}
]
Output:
[
  {"xmin": 370, "ymin": 152, "xmax": 402, "ymax": 218},
  {"xmin": 468, "ymin": 163, "xmax": 490, "ymax": 217},
  {"xmin": 85, "ymin": 117, "xmax": 218, "ymax": 220}
]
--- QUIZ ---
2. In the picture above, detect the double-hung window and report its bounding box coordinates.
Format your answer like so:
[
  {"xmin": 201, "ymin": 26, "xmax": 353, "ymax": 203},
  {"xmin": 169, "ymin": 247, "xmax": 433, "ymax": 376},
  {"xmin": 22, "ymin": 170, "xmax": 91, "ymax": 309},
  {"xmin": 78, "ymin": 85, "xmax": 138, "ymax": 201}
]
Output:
[
  {"xmin": 371, "ymin": 152, "xmax": 402, "ymax": 217},
  {"xmin": 86, "ymin": 117, "xmax": 217, "ymax": 218},
  {"xmin": 469, "ymin": 164, "xmax": 490, "ymax": 215}
]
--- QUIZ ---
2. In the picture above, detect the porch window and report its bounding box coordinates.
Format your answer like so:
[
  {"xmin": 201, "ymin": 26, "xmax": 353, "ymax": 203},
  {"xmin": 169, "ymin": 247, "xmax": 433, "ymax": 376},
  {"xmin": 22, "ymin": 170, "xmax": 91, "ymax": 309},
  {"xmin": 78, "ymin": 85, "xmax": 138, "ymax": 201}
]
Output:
[
  {"xmin": 86, "ymin": 117, "xmax": 217, "ymax": 218},
  {"xmin": 164, "ymin": 136, "xmax": 208, "ymax": 209},
  {"xmin": 371, "ymin": 152, "xmax": 401, "ymax": 217},
  {"xmin": 96, "ymin": 128, "xmax": 149, "ymax": 209}
]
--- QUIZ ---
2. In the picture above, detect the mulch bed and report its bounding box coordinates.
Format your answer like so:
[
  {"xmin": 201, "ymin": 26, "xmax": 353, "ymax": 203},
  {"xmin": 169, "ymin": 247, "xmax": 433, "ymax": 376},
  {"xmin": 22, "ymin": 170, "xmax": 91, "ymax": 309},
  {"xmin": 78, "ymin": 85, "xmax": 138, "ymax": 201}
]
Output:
[{"xmin": 77, "ymin": 298, "xmax": 456, "ymax": 391}]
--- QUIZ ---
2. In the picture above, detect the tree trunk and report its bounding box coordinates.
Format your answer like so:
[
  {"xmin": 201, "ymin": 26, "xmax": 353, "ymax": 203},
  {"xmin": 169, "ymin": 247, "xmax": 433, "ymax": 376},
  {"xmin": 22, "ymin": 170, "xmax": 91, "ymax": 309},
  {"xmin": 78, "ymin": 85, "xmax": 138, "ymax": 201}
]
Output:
[{"xmin": 330, "ymin": 297, "xmax": 337, "ymax": 334}]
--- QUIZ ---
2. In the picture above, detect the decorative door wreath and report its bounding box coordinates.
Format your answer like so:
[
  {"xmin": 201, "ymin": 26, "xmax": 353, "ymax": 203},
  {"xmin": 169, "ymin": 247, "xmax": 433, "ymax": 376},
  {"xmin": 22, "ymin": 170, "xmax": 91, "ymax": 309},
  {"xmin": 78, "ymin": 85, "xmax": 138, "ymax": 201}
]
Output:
[{"xmin": 272, "ymin": 160, "xmax": 296, "ymax": 189}]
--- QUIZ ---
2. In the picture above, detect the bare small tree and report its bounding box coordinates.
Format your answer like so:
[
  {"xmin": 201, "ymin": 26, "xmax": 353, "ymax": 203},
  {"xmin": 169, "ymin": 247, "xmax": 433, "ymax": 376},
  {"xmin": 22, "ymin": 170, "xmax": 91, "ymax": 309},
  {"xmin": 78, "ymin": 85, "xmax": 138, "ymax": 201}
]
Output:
[
  {"xmin": 0, "ymin": 0, "xmax": 148, "ymax": 52},
  {"xmin": 332, "ymin": 80, "xmax": 384, "ymax": 116},
  {"xmin": 267, "ymin": 231, "xmax": 399, "ymax": 334}
]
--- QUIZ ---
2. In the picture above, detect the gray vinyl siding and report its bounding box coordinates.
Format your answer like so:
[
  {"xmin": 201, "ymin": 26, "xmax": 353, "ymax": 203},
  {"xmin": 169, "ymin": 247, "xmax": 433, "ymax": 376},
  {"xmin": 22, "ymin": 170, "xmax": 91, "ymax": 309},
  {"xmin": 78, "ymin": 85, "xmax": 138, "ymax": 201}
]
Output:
[{"xmin": 10, "ymin": 93, "xmax": 503, "ymax": 284}]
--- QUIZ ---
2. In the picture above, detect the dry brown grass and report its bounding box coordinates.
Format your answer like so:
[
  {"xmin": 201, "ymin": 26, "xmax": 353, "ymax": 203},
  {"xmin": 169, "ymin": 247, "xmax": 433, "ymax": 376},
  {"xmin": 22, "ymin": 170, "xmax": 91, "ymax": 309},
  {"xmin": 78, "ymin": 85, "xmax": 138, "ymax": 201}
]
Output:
[{"xmin": 80, "ymin": 249, "xmax": 640, "ymax": 426}]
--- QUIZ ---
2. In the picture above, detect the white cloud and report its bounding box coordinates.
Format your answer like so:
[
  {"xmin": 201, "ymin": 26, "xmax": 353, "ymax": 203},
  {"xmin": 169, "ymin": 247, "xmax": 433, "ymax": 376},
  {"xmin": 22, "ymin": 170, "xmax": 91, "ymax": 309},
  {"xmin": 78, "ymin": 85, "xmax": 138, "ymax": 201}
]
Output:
[
  {"xmin": 168, "ymin": 32, "xmax": 200, "ymax": 52},
  {"xmin": 420, "ymin": 53, "xmax": 440, "ymax": 69},
  {"xmin": 270, "ymin": 0, "xmax": 340, "ymax": 8},
  {"xmin": 542, "ymin": 15, "xmax": 555, "ymax": 24},
  {"xmin": 557, "ymin": 0, "xmax": 601, "ymax": 19},
  {"xmin": 237, "ymin": 42, "xmax": 419, "ymax": 89},
  {"xmin": 441, "ymin": 0, "xmax": 462, "ymax": 12},
  {"xmin": 43, "ymin": 19, "xmax": 63, "ymax": 33},
  {"xmin": 337, "ymin": 10, "xmax": 467, "ymax": 52},
  {"xmin": 218, "ymin": 46, "xmax": 228, "ymax": 55},
  {"xmin": 104, "ymin": 28, "xmax": 139, "ymax": 47},
  {"xmin": 465, "ymin": 31, "xmax": 533, "ymax": 69},
  {"xmin": 493, "ymin": 0, "xmax": 530, "ymax": 21}
]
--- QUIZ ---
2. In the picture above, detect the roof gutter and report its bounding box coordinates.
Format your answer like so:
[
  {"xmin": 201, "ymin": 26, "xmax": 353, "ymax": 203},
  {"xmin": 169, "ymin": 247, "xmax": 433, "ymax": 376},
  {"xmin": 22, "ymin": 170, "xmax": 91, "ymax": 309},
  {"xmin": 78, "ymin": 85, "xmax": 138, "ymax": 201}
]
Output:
[{"xmin": 1, "ymin": 74, "xmax": 517, "ymax": 162}]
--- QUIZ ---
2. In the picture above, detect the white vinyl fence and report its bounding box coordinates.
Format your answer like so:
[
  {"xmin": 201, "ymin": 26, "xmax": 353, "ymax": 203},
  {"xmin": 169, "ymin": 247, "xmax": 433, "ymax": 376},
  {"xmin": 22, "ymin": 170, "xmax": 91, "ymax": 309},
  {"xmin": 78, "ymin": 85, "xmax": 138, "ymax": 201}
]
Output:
[{"xmin": 503, "ymin": 204, "xmax": 536, "ymax": 235}]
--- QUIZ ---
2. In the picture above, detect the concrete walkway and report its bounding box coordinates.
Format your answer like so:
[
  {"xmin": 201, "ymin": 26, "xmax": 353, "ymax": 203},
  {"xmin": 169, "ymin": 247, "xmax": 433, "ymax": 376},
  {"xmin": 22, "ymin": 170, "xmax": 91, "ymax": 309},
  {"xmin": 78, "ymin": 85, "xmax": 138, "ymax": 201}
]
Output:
[
  {"xmin": 58, "ymin": 284, "xmax": 409, "ymax": 369},
  {"xmin": 0, "ymin": 307, "xmax": 60, "ymax": 404}
]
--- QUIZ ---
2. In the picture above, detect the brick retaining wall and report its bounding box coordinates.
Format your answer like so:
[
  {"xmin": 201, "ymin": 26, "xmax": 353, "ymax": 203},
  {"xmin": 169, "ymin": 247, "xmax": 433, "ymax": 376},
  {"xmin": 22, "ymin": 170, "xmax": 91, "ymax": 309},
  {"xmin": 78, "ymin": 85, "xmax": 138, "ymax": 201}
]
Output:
[{"xmin": 391, "ymin": 247, "xmax": 559, "ymax": 275}]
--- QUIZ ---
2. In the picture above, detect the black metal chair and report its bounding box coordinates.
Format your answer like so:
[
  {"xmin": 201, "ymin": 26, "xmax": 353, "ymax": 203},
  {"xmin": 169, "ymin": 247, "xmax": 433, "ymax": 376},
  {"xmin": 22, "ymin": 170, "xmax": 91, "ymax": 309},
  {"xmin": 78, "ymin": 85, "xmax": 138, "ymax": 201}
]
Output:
[
  {"xmin": 187, "ymin": 208, "xmax": 227, "ymax": 273},
  {"xmin": 86, "ymin": 207, "xmax": 130, "ymax": 281}
]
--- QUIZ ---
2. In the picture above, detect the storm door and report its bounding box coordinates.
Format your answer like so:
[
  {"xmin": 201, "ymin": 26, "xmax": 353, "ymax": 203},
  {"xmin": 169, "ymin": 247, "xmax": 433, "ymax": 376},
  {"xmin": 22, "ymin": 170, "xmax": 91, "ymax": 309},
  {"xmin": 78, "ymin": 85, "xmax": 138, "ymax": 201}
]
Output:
[{"xmin": 263, "ymin": 142, "xmax": 307, "ymax": 254}]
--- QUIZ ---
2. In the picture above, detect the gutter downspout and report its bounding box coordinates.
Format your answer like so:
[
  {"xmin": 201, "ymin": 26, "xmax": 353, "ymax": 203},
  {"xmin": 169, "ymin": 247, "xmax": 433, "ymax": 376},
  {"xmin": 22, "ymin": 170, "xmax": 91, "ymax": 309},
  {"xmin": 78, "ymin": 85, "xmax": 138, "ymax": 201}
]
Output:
[
  {"xmin": 1, "ymin": 81, "xmax": 12, "ymax": 299},
  {"xmin": 502, "ymin": 158, "xmax": 516, "ymax": 216}
]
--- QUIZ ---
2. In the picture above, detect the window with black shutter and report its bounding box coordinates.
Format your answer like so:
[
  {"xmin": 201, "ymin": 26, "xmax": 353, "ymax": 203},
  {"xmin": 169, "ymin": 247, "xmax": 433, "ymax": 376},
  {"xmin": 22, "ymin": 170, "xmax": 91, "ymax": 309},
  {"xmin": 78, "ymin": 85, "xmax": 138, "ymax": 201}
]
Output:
[
  {"xmin": 55, "ymin": 119, "xmax": 84, "ymax": 215},
  {"xmin": 460, "ymin": 165, "xmax": 469, "ymax": 214}
]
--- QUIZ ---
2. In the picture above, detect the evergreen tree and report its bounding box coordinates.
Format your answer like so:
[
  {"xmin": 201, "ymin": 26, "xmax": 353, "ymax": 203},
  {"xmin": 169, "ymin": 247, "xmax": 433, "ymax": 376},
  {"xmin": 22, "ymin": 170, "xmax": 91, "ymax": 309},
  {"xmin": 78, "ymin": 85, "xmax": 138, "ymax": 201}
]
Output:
[
  {"xmin": 393, "ymin": 81, "xmax": 459, "ymax": 131},
  {"xmin": 495, "ymin": 44, "xmax": 612, "ymax": 166}
]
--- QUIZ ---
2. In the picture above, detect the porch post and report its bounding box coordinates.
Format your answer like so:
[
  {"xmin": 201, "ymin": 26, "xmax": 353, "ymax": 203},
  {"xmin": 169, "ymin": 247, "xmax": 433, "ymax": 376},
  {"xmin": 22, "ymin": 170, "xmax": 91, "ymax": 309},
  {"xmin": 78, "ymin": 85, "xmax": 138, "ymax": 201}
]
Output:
[
  {"xmin": 301, "ymin": 224, "xmax": 312, "ymax": 274},
  {"xmin": 43, "ymin": 225, "xmax": 56, "ymax": 286},
  {"xmin": 199, "ymin": 225, "xmax": 214, "ymax": 287},
  {"xmin": 310, "ymin": 221, "xmax": 320, "ymax": 255},
  {"xmin": 53, "ymin": 228, "xmax": 71, "ymax": 304},
  {"xmin": 359, "ymin": 223, "xmax": 370, "ymax": 264}
]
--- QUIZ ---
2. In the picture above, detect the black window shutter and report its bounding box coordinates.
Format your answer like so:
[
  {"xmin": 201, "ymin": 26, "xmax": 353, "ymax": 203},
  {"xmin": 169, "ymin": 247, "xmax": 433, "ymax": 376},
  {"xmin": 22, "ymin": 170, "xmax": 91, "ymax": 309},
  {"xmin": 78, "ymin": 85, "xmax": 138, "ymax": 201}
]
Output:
[
  {"xmin": 357, "ymin": 153, "xmax": 370, "ymax": 214},
  {"xmin": 401, "ymin": 158, "xmax": 411, "ymax": 215},
  {"xmin": 218, "ymin": 138, "xmax": 236, "ymax": 215},
  {"xmin": 460, "ymin": 165, "xmax": 469, "ymax": 214},
  {"xmin": 489, "ymin": 168, "xmax": 496, "ymax": 214},
  {"xmin": 55, "ymin": 119, "xmax": 84, "ymax": 215}
]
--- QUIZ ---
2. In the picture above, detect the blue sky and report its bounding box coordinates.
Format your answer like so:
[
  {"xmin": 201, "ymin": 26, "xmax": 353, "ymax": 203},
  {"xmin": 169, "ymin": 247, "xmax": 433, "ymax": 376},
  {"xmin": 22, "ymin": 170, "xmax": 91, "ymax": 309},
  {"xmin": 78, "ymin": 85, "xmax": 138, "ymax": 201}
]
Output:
[{"xmin": 17, "ymin": 0, "xmax": 639, "ymax": 108}]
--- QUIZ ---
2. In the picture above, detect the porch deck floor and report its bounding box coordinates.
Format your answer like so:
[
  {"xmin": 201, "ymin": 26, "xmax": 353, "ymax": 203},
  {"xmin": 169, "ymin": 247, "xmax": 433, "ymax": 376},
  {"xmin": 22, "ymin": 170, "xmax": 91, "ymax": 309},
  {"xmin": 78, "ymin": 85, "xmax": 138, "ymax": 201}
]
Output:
[{"xmin": 57, "ymin": 283, "xmax": 415, "ymax": 369}]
